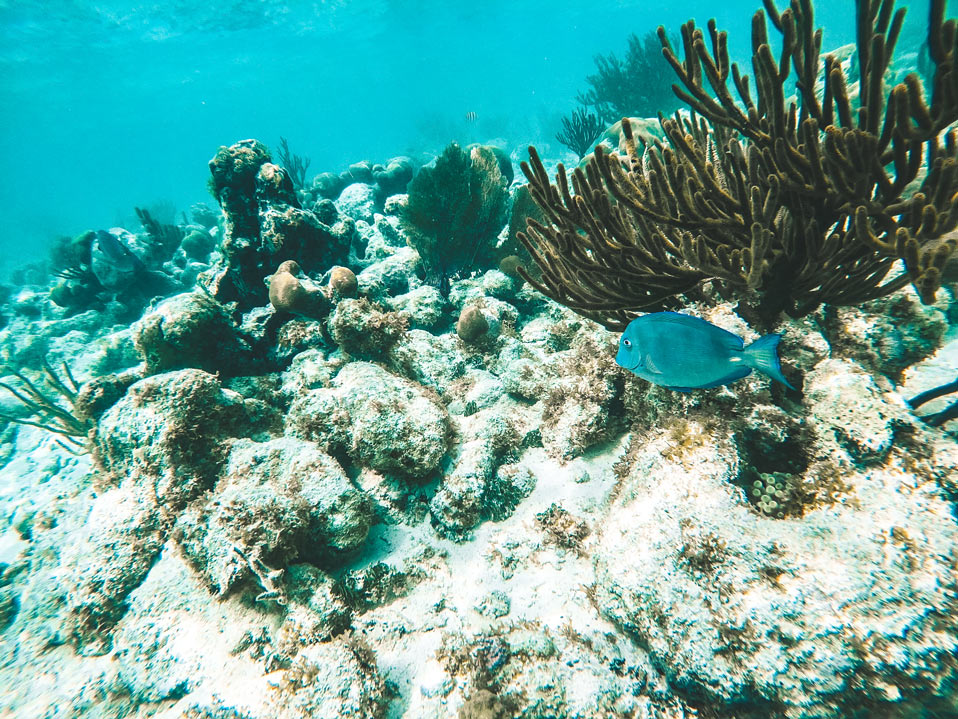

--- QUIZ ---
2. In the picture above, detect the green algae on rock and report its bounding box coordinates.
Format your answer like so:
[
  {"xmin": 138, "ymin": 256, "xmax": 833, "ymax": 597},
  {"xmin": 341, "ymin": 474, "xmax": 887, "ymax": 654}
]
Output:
[{"xmin": 287, "ymin": 361, "xmax": 451, "ymax": 478}]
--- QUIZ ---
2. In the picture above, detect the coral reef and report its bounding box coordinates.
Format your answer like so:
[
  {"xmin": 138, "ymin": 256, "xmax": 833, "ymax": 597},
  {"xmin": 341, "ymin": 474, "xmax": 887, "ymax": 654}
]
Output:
[
  {"xmin": 176, "ymin": 437, "xmax": 374, "ymax": 596},
  {"xmin": 287, "ymin": 361, "xmax": 450, "ymax": 478},
  {"xmin": 593, "ymin": 356, "xmax": 958, "ymax": 716},
  {"xmin": 308, "ymin": 156, "xmax": 417, "ymax": 207},
  {"xmin": 2, "ymin": 5, "xmax": 958, "ymax": 715}
]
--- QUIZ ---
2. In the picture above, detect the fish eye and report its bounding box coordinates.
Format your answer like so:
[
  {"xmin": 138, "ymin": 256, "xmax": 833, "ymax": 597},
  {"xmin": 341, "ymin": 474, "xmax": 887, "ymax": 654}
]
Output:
[{"xmin": 623, "ymin": 339, "xmax": 631, "ymax": 347}]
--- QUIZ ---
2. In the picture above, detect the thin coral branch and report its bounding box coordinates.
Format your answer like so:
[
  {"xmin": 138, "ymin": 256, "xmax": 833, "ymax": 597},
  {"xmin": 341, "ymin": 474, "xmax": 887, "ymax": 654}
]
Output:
[
  {"xmin": 276, "ymin": 137, "xmax": 311, "ymax": 191},
  {"xmin": 556, "ymin": 106, "xmax": 606, "ymax": 159},
  {"xmin": 135, "ymin": 207, "xmax": 185, "ymax": 260},
  {"xmin": 0, "ymin": 361, "xmax": 91, "ymax": 445}
]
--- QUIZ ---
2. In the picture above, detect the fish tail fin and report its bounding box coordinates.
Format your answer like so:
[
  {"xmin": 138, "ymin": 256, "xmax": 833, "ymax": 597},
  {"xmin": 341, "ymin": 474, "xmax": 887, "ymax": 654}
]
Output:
[{"xmin": 743, "ymin": 334, "xmax": 794, "ymax": 389}]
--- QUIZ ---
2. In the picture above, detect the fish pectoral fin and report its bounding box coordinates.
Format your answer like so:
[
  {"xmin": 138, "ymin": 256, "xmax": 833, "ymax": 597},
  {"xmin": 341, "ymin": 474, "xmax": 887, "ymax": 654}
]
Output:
[{"xmin": 645, "ymin": 354, "xmax": 662, "ymax": 375}]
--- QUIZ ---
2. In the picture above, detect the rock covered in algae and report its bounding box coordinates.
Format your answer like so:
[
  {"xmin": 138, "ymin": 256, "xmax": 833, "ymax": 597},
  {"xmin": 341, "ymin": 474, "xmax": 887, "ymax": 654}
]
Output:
[
  {"xmin": 386, "ymin": 285, "xmax": 445, "ymax": 330},
  {"xmin": 286, "ymin": 361, "xmax": 450, "ymax": 478},
  {"xmin": 205, "ymin": 139, "xmax": 353, "ymax": 308},
  {"xmin": 277, "ymin": 564, "xmax": 352, "ymax": 649},
  {"xmin": 176, "ymin": 436, "xmax": 374, "ymax": 596},
  {"xmin": 268, "ymin": 635, "xmax": 390, "ymax": 718},
  {"xmin": 62, "ymin": 485, "xmax": 166, "ymax": 652},
  {"xmin": 132, "ymin": 291, "xmax": 251, "ymax": 376},
  {"xmin": 385, "ymin": 329, "xmax": 466, "ymax": 395},
  {"xmin": 592, "ymin": 357, "xmax": 958, "ymax": 717},
  {"xmin": 94, "ymin": 368, "xmax": 256, "ymax": 505},
  {"xmin": 803, "ymin": 357, "xmax": 902, "ymax": 463},
  {"xmin": 821, "ymin": 289, "xmax": 949, "ymax": 382},
  {"xmin": 63, "ymin": 369, "xmax": 264, "ymax": 649},
  {"xmin": 429, "ymin": 402, "xmax": 533, "ymax": 539},
  {"xmin": 336, "ymin": 182, "xmax": 379, "ymax": 224},
  {"xmin": 538, "ymin": 329, "xmax": 628, "ymax": 460},
  {"xmin": 327, "ymin": 297, "xmax": 409, "ymax": 358}
]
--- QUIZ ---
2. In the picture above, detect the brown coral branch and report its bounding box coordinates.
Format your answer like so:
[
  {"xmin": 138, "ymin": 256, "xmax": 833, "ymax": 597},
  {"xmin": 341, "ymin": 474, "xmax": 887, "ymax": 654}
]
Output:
[{"xmin": 517, "ymin": 0, "xmax": 958, "ymax": 329}]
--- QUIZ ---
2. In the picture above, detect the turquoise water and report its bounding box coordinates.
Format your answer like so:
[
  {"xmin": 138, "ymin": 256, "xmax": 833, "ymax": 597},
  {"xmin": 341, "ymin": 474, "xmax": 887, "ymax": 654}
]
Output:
[
  {"xmin": 0, "ymin": 0, "xmax": 891, "ymax": 272},
  {"xmin": 2, "ymin": 1, "xmax": 958, "ymax": 717}
]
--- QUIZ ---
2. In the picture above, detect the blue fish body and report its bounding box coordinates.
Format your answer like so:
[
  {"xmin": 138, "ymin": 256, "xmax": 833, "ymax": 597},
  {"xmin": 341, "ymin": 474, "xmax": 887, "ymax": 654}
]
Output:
[{"xmin": 615, "ymin": 312, "xmax": 793, "ymax": 391}]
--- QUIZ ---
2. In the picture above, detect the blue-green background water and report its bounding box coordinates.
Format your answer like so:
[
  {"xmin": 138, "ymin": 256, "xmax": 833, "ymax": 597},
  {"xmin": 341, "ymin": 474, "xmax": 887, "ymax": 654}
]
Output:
[{"xmin": 0, "ymin": 0, "xmax": 942, "ymax": 276}]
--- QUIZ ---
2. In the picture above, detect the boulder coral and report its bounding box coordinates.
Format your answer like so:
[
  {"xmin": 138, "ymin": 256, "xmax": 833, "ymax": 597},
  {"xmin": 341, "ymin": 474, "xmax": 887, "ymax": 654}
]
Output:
[
  {"xmin": 456, "ymin": 305, "xmax": 489, "ymax": 343},
  {"xmin": 328, "ymin": 265, "xmax": 358, "ymax": 299},
  {"xmin": 176, "ymin": 437, "xmax": 374, "ymax": 596},
  {"xmin": 268, "ymin": 260, "xmax": 331, "ymax": 319},
  {"xmin": 286, "ymin": 361, "xmax": 450, "ymax": 479}
]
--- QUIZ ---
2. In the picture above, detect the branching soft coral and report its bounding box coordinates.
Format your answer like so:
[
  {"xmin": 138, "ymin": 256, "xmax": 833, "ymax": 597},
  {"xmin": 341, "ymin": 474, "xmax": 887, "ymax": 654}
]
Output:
[
  {"xmin": 519, "ymin": 0, "xmax": 958, "ymax": 329},
  {"xmin": 0, "ymin": 360, "xmax": 90, "ymax": 451}
]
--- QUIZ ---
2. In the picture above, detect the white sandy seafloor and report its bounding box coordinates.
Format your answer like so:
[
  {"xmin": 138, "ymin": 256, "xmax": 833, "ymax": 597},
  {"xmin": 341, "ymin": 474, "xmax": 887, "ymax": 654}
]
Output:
[{"xmin": 0, "ymin": 200, "xmax": 957, "ymax": 717}]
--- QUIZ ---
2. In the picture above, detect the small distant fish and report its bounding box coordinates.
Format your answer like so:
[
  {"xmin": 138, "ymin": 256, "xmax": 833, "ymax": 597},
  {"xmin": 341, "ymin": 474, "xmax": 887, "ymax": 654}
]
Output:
[
  {"xmin": 465, "ymin": 111, "xmax": 478, "ymax": 122},
  {"xmin": 615, "ymin": 312, "xmax": 794, "ymax": 391}
]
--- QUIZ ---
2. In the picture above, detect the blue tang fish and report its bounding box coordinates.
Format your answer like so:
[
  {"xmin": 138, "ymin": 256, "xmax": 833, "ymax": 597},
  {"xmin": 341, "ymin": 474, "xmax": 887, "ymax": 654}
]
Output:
[{"xmin": 615, "ymin": 312, "xmax": 794, "ymax": 391}]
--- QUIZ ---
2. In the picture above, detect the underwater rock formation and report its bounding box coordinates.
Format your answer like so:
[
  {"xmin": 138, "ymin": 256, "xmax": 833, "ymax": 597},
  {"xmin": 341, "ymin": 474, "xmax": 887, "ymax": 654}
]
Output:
[
  {"xmin": 327, "ymin": 298, "xmax": 409, "ymax": 358},
  {"xmin": 132, "ymin": 291, "xmax": 254, "ymax": 376},
  {"xmin": 206, "ymin": 140, "xmax": 354, "ymax": 308},
  {"xmin": 93, "ymin": 369, "xmax": 259, "ymax": 505},
  {"xmin": 176, "ymin": 437, "xmax": 374, "ymax": 596},
  {"xmin": 287, "ymin": 361, "xmax": 451, "ymax": 478},
  {"xmin": 60, "ymin": 370, "xmax": 261, "ymax": 648},
  {"xmin": 429, "ymin": 406, "xmax": 534, "ymax": 539},
  {"xmin": 593, "ymin": 357, "xmax": 958, "ymax": 715}
]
